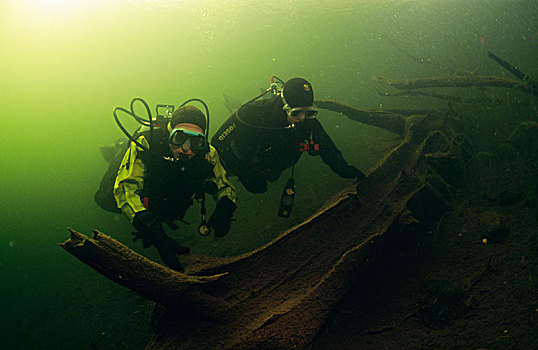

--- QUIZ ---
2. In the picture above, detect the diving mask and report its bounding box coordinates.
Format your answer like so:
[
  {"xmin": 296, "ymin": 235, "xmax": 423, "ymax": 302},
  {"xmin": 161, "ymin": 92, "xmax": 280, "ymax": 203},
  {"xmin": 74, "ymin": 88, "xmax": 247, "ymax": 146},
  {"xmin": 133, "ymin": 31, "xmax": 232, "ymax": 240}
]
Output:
[
  {"xmin": 281, "ymin": 88, "xmax": 318, "ymax": 123},
  {"xmin": 169, "ymin": 129, "xmax": 206, "ymax": 151},
  {"xmin": 284, "ymin": 106, "xmax": 318, "ymax": 119}
]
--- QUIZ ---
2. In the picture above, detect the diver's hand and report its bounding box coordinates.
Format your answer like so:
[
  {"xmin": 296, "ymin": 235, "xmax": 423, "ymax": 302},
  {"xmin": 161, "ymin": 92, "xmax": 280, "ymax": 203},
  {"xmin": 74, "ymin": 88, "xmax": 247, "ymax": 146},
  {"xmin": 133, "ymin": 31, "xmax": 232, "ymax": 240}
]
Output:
[
  {"xmin": 152, "ymin": 228, "xmax": 190, "ymax": 272},
  {"xmin": 131, "ymin": 211, "xmax": 160, "ymax": 248},
  {"xmin": 132, "ymin": 210, "xmax": 189, "ymax": 271},
  {"xmin": 132, "ymin": 210, "xmax": 159, "ymax": 232},
  {"xmin": 347, "ymin": 165, "xmax": 366, "ymax": 181},
  {"xmin": 208, "ymin": 197, "xmax": 237, "ymax": 237}
]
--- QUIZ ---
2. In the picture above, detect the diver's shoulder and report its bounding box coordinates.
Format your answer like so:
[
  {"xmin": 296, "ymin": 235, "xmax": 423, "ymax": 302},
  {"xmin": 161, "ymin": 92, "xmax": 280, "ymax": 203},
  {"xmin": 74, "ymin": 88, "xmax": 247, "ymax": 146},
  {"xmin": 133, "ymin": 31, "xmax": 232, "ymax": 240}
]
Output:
[{"xmin": 241, "ymin": 96, "xmax": 279, "ymax": 119}]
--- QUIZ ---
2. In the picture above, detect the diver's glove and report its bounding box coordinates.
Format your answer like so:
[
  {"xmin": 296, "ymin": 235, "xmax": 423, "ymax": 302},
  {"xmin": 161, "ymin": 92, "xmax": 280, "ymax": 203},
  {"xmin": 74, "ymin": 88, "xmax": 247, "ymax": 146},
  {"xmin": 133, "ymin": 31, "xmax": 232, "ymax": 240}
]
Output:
[
  {"xmin": 208, "ymin": 197, "xmax": 237, "ymax": 237},
  {"xmin": 346, "ymin": 165, "xmax": 366, "ymax": 181},
  {"xmin": 132, "ymin": 210, "xmax": 190, "ymax": 271},
  {"xmin": 132, "ymin": 210, "xmax": 159, "ymax": 248}
]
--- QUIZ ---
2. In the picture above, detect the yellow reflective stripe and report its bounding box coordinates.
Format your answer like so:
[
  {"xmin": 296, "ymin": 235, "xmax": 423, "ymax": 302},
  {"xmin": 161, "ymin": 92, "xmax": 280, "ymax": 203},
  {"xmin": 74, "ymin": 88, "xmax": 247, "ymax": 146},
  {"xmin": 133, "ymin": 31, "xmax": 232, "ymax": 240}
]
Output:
[
  {"xmin": 207, "ymin": 145, "xmax": 237, "ymax": 203},
  {"xmin": 113, "ymin": 136, "xmax": 149, "ymax": 222}
]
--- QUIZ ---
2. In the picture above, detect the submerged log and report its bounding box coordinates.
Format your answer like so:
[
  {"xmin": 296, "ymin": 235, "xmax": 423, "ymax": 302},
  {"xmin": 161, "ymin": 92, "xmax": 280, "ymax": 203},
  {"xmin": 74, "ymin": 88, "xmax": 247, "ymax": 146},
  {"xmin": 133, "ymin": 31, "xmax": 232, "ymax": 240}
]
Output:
[
  {"xmin": 314, "ymin": 99, "xmax": 407, "ymax": 136},
  {"xmin": 374, "ymin": 75, "xmax": 534, "ymax": 94},
  {"xmin": 487, "ymin": 51, "xmax": 538, "ymax": 91},
  {"xmin": 62, "ymin": 103, "xmax": 453, "ymax": 349},
  {"xmin": 379, "ymin": 89, "xmax": 467, "ymax": 102},
  {"xmin": 60, "ymin": 229, "xmax": 228, "ymax": 313}
]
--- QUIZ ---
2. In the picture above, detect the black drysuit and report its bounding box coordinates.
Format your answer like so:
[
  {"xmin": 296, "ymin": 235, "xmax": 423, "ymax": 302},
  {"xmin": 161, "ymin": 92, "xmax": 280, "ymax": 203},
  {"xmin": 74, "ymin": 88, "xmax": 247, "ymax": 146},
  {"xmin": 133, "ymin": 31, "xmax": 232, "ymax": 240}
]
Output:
[{"xmin": 211, "ymin": 95, "xmax": 363, "ymax": 193}]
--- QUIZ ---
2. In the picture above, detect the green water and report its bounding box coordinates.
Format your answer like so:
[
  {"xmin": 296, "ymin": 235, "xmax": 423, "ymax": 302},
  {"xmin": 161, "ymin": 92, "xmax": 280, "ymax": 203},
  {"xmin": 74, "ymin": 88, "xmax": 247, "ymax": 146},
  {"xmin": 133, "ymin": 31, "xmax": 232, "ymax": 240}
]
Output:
[{"xmin": 1, "ymin": 0, "xmax": 536, "ymax": 348}]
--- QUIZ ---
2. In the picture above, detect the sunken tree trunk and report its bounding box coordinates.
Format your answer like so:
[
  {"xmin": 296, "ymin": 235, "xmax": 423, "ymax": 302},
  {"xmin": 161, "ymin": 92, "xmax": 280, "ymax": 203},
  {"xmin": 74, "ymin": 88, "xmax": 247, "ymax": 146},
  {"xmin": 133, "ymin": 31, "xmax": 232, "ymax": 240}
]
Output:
[{"xmin": 62, "ymin": 103, "xmax": 457, "ymax": 349}]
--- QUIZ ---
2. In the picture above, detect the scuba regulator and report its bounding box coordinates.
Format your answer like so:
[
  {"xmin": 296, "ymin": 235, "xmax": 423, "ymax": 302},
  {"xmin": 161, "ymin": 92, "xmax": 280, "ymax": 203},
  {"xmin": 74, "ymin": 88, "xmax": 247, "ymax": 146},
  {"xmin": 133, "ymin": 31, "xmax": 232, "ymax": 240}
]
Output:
[{"xmin": 154, "ymin": 104, "xmax": 175, "ymax": 127}]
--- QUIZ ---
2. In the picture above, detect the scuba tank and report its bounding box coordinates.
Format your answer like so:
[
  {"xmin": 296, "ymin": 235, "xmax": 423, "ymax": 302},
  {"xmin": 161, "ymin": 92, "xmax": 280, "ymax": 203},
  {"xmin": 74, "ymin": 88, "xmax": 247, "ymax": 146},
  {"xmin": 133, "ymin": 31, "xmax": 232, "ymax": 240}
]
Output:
[{"xmin": 231, "ymin": 75, "xmax": 293, "ymax": 131}]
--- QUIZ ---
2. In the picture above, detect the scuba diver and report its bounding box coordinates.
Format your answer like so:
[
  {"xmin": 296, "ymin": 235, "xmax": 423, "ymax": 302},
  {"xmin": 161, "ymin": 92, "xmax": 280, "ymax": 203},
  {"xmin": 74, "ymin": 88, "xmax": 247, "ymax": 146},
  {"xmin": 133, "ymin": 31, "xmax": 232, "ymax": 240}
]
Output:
[
  {"xmin": 96, "ymin": 100, "xmax": 237, "ymax": 271},
  {"xmin": 211, "ymin": 77, "xmax": 365, "ymax": 207}
]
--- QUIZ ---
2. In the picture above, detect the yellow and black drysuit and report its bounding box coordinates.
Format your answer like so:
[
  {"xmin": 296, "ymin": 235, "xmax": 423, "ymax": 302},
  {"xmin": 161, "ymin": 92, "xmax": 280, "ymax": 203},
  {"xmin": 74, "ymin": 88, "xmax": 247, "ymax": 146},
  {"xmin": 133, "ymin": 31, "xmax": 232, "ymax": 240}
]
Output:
[{"xmin": 113, "ymin": 127, "xmax": 237, "ymax": 270}]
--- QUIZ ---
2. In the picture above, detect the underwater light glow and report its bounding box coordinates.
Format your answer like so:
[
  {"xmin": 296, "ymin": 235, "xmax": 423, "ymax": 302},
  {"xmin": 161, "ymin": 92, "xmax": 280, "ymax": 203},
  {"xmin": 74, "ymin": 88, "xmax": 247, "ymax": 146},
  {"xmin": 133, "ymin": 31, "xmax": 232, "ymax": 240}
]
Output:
[
  {"xmin": 16, "ymin": 0, "xmax": 105, "ymax": 21},
  {"xmin": 26, "ymin": 0, "xmax": 90, "ymax": 5}
]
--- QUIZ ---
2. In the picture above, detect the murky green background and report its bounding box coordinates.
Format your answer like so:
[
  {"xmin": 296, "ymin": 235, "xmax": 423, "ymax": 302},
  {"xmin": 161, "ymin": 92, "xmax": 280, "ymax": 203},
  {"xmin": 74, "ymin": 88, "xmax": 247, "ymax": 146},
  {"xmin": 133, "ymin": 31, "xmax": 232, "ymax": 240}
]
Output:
[{"xmin": 1, "ymin": 0, "xmax": 536, "ymax": 348}]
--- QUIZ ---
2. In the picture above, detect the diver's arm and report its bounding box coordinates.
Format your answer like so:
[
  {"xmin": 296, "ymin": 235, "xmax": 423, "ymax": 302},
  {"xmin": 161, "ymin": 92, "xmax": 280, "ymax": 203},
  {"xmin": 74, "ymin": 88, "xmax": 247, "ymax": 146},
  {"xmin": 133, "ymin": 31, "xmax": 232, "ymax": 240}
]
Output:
[
  {"xmin": 311, "ymin": 120, "xmax": 365, "ymax": 179},
  {"xmin": 113, "ymin": 136, "xmax": 149, "ymax": 222},
  {"xmin": 206, "ymin": 145, "xmax": 237, "ymax": 204},
  {"xmin": 205, "ymin": 145, "xmax": 237, "ymax": 236},
  {"xmin": 211, "ymin": 112, "xmax": 244, "ymax": 175}
]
